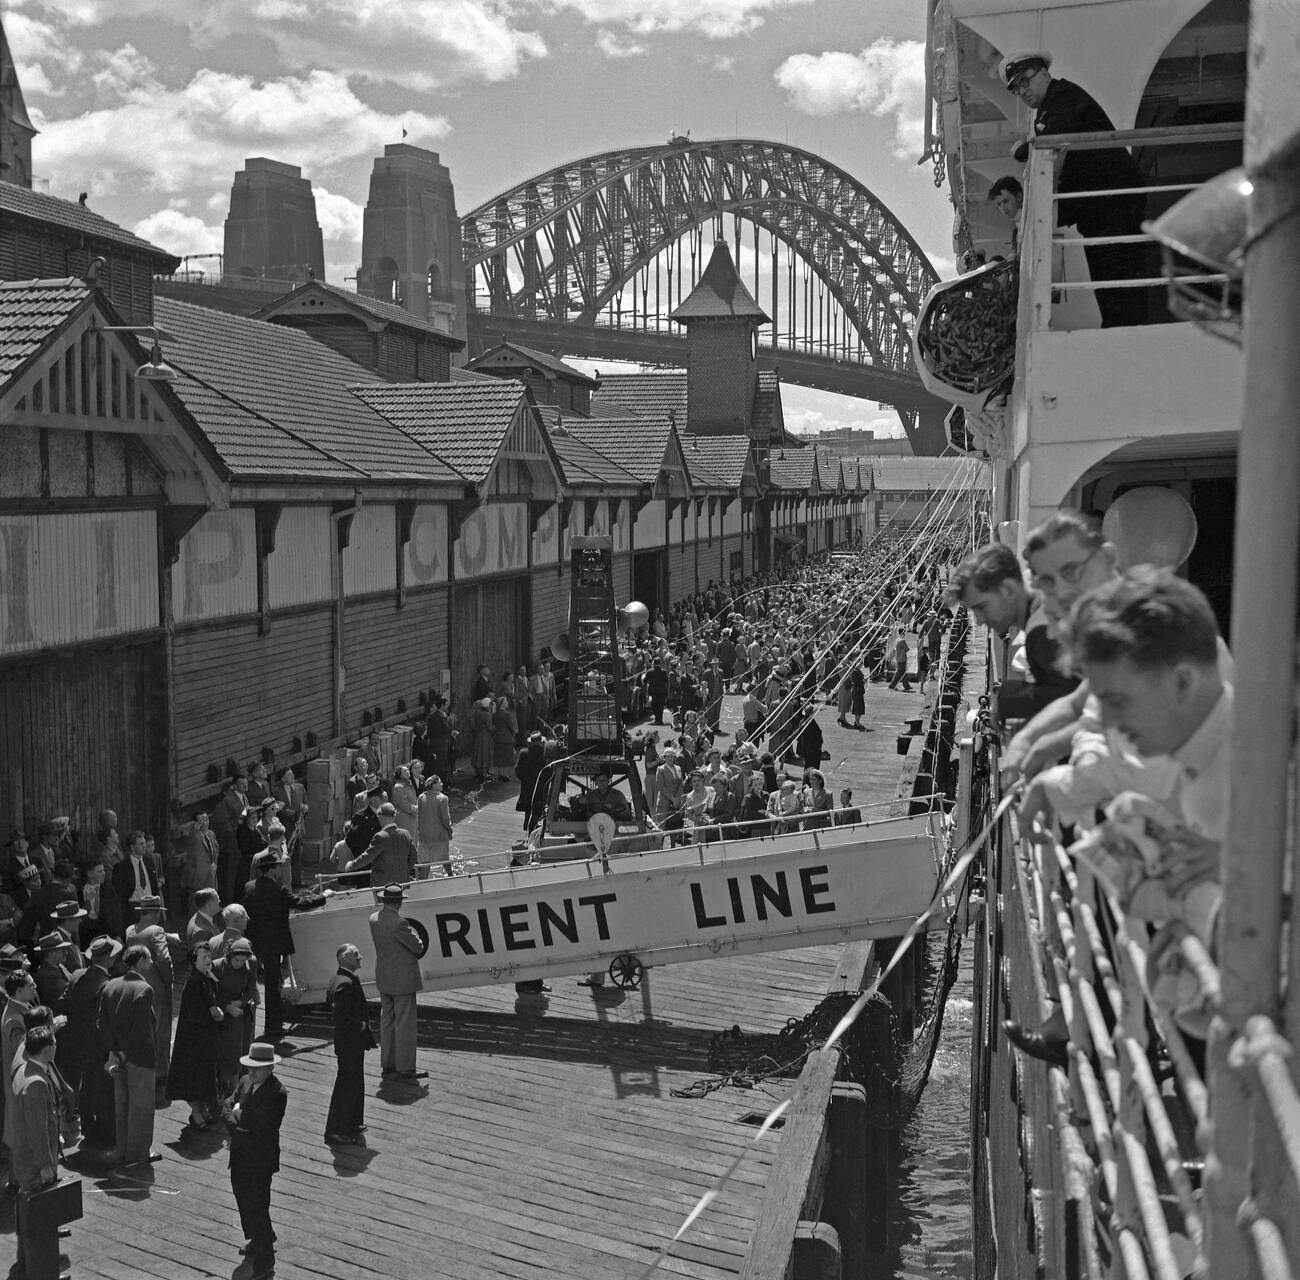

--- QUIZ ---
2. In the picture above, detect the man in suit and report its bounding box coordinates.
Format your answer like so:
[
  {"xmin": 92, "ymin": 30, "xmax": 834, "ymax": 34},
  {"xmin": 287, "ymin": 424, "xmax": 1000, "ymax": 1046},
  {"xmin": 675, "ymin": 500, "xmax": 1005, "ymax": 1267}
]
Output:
[
  {"xmin": 56, "ymin": 934, "xmax": 120, "ymax": 1107},
  {"xmin": 343, "ymin": 803, "xmax": 417, "ymax": 887},
  {"xmin": 126, "ymin": 896, "xmax": 182, "ymax": 1105},
  {"xmin": 10, "ymin": 1025, "xmax": 63, "ymax": 1280},
  {"xmin": 187, "ymin": 887, "xmax": 223, "ymax": 951},
  {"xmin": 243, "ymin": 851, "xmax": 325, "ymax": 1043},
  {"xmin": 227, "ymin": 1041, "xmax": 287, "ymax": 1280},
  {"xmin": 324, "ymin": 943, "xmax": 374, "ymax": 1144},
  {"xmin": 368, "ymin": 885, "xmax": 426, "ymax": 1081},
  {"xmin": 111, "ymin": 831, "xmax": 159, "ymax": 931},
  {"xmin": 97, "ymin": 944, "xmax": 158, "ymax": 1166}
]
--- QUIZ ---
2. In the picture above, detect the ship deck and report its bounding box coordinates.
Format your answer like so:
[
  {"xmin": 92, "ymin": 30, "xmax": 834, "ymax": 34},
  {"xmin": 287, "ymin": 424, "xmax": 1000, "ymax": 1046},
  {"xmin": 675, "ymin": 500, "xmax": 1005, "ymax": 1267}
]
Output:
[{"xmin": 42, "ymin": 681, "xmax": 936, "ymax": 1280}]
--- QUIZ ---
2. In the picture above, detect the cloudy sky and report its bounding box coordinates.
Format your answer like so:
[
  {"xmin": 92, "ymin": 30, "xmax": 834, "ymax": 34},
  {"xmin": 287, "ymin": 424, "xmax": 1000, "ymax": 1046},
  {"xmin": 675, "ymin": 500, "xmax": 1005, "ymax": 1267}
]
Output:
[{"xmin": 5, "ymin": 0, "xmax": 955, "ymax": 438}]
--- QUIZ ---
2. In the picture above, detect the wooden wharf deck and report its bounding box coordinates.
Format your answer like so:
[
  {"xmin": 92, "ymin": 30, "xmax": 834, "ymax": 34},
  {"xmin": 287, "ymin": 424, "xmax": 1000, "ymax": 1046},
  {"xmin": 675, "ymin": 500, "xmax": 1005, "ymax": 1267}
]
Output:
[{"xmin": 32, "ymin": 678, "xmax": 940, "ymax": 1280}]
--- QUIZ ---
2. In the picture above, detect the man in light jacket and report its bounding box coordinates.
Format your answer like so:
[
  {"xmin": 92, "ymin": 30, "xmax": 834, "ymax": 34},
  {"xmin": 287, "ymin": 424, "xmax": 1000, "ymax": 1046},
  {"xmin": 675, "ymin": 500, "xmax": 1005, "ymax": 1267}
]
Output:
[{"xmin": 368, "ymin": 885, "xmax": 426, "ymax": 1081}]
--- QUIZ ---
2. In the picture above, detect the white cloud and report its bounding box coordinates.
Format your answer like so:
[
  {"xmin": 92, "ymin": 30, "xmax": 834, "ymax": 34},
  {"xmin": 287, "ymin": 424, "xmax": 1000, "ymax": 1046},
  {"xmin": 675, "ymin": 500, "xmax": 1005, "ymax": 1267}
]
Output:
[
  {"xmin": 31, "ymin": 68, "xmax": 449, "ymax": 203},
  {"xmin": 132, "ymin": 208, "xmax": 223, "ymax": 259},
  {"xmin": 553, "ymin": 0, "xmax": 812, "ymax": 40},
  {"xmin": 595, "ymin": 30, "xmax": 646, "ymax": 58},
  {"xmin": 775, "ymin": 39, "xmax": 926, "ymax": 158},
  {"xmin": 313, "ymin": 187, "xmax": 365, "ymax": 244}
]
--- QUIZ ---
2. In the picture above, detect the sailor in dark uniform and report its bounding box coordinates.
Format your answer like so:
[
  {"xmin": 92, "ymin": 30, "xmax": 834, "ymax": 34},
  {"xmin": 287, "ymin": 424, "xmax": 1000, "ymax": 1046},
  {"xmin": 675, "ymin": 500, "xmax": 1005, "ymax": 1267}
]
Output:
[{"xmin": 1004, "ymin": 51, "xmax": 1151, "ymax": 327}]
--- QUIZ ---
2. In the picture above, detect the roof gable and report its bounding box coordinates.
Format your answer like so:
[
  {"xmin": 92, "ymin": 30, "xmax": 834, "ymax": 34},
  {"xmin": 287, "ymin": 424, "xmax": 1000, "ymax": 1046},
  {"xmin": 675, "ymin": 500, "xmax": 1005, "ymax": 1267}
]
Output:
[
  {"xmin": 250, "ymin": 280, "xmax": 464, "ymax": 349},
  {"xmin": 566, "ymin": 415, "xmax": 691, "ymax": 496},
  {"xmin": 467, "ymin": 342, "xmax": 598, "ymax": 387},
  {"xmin": 680, "ymin": 433, "xmax": 759, "ymax": 493},
  {"xmin": 0, "ymin": 280, "xmax": 225, "ymax": 504},
  {"xmin": 769, "ymin": 447, "xmax": 819, "ymax": 494},
  {"xmin": 353, "ymin": 380, "xmax": 565, "ymax": 497}
]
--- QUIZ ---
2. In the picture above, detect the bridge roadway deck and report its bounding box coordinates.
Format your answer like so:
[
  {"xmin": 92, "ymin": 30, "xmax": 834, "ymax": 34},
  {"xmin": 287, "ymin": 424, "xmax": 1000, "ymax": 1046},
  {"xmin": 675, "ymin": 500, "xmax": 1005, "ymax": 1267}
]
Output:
[{"xmin": 40, "ymin": 678, "xmax": 935, "ymax": 1280}]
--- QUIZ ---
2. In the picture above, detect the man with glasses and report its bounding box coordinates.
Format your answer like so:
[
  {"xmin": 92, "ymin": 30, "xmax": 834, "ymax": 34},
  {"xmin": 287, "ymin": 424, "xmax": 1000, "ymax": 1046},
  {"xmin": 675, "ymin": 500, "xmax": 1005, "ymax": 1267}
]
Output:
[{"xmin": 1001, "ymin": 50, "xmax": 1150, "ymax": 327}]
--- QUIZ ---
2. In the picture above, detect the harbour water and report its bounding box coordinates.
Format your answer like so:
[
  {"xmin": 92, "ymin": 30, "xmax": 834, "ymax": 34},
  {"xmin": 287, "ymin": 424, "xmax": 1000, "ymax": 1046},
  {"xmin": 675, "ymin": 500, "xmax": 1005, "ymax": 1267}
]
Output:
[{"xmin": 889, "ymin": 945, "xmax": 975, "ymax": 1278}]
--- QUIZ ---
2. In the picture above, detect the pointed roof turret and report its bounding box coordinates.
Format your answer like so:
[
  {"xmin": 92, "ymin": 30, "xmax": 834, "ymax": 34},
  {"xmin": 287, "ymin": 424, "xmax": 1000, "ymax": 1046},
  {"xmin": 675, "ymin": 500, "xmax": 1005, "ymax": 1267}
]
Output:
[{"xmin": 670, "ymin": 240, "xmax": 770, "ymax": 323}]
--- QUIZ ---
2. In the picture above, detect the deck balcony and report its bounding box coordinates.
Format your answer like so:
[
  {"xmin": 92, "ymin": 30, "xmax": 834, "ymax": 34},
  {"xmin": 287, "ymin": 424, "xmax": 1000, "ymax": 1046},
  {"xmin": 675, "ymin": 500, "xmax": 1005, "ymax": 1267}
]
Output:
[{"xmin": 1009, "ymin": 123, "xmax": 1245, "ymax": 526}]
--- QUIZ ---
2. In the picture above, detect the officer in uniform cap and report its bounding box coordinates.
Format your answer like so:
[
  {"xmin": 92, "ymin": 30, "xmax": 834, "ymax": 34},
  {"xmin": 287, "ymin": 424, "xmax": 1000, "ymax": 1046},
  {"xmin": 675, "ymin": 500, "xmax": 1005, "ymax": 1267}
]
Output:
[
  {"xmin": 1000, "ymin": 49, "xmax": 1150, "ymax": 326},
  {"xmin": 368, "ymin": 885, "xmax": 426, "ymax": 1081}
]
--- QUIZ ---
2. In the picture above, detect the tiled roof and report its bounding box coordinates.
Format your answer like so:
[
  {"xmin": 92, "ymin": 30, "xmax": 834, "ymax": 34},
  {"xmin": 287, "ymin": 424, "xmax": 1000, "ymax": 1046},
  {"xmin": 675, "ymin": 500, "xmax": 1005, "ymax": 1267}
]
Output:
[
  {"xmin": 468, "ymin": 342, "xmax": 599, "ymax": 386},
  {"xmin": 815, "ymin": 448, "xmax": 843, "ymax": 491},
  {"xmin": 769, "ymin": 448, "xmax": 817, "ymax": 491},
  {"xmin": 670, "ymin": 241, "xmax": 770, "ymax": 322},
  {"xmin": 870, "ymin": 457, "xmax": 992, "ymax": 492},
  {"xmin": 351, "ymin": 380, "xmax": 530, "ymax": 485},
  {"xmin": 0, "ymin": 181, "xmax": 178, "ymax": 263},
  {"xmin": 156, "ymin": 297, "xmax": 462, "ymax": 483},
  {"xmin": 591, "ymin": 371, "xmax": 687, "ymax": 424},
  {"xmin": 840, "ymin": 457, "xmax": 861, "ymax": 491},
  {"xmin": 449, "ymin": 364, "xmax": 500, "ymax": 384},
  {"xmin": 0, "ymin": 277, "xmax": 88, "ymax": 387},
  {"xmin": 544, "ymin": 422, "xmax": 641, "ymax": 488},
  {"xmin": 566, "ymin": 416, "xmax": 680, "ymax": 486},
  {"xmin": 252, "ymin": 281, "xmax": 464, "ymax": 347},
  {"xmin": 680, "ymin": 434, "xmax": 752, "ymax": 488}
]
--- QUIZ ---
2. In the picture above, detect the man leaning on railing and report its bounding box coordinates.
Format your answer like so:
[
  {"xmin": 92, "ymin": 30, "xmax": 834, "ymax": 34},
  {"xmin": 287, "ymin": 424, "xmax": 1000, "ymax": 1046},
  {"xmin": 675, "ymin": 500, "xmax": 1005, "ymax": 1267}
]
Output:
[{"xmin": 1009, "ymin": 566, "xmax": 1231, "ymax": 1069}]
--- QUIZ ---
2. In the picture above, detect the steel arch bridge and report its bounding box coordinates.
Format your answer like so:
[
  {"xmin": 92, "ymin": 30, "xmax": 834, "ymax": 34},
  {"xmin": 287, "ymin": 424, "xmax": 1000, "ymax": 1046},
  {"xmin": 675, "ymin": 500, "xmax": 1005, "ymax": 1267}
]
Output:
[{"xmin": 460, "ymin": 139, "xmax": 948, "ymax": 448}]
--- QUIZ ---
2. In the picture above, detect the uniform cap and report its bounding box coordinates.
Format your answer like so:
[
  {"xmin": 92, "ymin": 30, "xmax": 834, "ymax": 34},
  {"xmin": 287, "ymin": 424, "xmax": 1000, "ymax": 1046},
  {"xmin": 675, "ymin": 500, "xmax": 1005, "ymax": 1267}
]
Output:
[{"xmin": 999, "ymin": 50, "xmax": 1051, "ymax": 89}]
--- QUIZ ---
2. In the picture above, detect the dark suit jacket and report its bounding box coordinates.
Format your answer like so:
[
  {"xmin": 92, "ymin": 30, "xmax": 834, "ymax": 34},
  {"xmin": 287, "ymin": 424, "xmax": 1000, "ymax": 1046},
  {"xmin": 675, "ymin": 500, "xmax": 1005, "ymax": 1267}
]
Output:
[
  {"xmin": 325, "ymin": 968, "xmax": 374, "ymax": 1057},
  {"xmin": 229, "ymin": 1072, "xmax": 287, "ymax": 1174},
  {"xmin": 97, "ymin": 970, "xmax": 157, "ymax": 1067},
  {"xmin": 110, "ymin": 855, "xmax": 157, "ymax": 910},
  {"xmin": 244, "ymin": 873, "xmax": 323, "ymax": 958},
  {"xmin": 56, "ymin": 963, "xmax": 112, "ymax": 1073}
]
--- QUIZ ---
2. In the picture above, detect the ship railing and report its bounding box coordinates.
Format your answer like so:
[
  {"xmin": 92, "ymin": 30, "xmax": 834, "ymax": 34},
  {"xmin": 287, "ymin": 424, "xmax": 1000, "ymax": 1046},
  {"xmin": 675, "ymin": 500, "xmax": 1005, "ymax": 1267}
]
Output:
[
  {"xmin": 983, "ymin": 742, "xmax": 1222, "ymax": 1278},
  {"xmin": 1021, "ymin": 121, "xmax": 1244, "ymax": 332}
]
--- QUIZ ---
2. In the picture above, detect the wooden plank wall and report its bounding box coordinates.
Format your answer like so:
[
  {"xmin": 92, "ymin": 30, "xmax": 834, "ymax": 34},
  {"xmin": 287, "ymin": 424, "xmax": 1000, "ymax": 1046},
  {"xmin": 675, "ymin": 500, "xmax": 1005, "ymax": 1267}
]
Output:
[
  {"xmin": 0, "ymin": 637, "xmax": 168, "ymax": 840},
  {"xmin": 171, "ymin": 608, "xmax": 334, "ymax": 802},
  {"xmin": 532, "ymin": 564, "xmax": 568, "ymax": 658},
  {"xmin": 342, "ymin": 587, "xmax": 449, "ymax": 730}
]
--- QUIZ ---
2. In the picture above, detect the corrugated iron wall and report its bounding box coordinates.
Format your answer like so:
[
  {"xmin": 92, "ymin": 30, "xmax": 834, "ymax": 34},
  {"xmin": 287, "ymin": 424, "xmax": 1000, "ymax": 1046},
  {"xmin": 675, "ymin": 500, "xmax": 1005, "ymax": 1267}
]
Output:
[
  {"xmin": 269, "ymin": 506, "xmax": 334, "ymax": 607},
  {"xmin": 532, "ymin": 564, "xmax": 568, "ymax": 658}
]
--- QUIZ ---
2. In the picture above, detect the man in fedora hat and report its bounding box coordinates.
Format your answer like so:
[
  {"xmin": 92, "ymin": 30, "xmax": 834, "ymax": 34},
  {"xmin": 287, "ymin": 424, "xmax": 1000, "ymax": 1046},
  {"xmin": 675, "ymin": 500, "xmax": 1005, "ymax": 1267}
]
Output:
[
  {"xmin": 56, "ymin": 934, "xmax": 120, "ymax": 1129},
  {"xmin": 48, "ymin": 898, "xmax": 87, "ymax": 968},
  {"xmin": 33, "ymin": 931, "xmax": 74, "ymax": 1008},
  {"xmin": 243, "ymin": 851, "xmax": 326, "ymax": 1044},
  {"xmin": 368, "ymin": 885, "xmax": 426, "ymax": 1081},
  {"xmin": 227, "ymin": 1040, "xmax": 287, "ymax": 1279},
  {"xmin": 96, "ymin": 944, "xmax": 158, "ymax": 1166},
  {"xmin": 127, "ymin": 895, "xmax": 182, "ymax": 1104}
]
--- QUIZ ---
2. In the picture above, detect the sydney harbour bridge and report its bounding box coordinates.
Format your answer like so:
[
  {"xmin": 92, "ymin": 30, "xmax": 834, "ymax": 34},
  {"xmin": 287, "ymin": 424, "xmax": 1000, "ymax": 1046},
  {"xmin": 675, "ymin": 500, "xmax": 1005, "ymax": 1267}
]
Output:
[{"xmin": 459, "ymin": 138, "xmax": 951, "ymax": 452}]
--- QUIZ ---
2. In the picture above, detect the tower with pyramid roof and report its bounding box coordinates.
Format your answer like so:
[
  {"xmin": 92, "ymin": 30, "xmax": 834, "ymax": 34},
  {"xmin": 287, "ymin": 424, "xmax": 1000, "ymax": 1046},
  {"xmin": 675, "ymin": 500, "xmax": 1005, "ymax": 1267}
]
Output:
[
  {"xmin": 670, "ymin": 239, "xmax": 770, "ymax": 437},
  {"xmin": 0, "ymin": 16, "xmax": 36, "ymax": 188}
]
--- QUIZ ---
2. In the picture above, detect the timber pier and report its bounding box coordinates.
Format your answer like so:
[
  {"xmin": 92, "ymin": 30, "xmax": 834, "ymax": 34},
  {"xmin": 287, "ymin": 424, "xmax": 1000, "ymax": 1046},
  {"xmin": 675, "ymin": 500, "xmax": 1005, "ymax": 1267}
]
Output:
[{"xmin": 41, "ymin": 654, "xmax": 966, "ymax": 1280}]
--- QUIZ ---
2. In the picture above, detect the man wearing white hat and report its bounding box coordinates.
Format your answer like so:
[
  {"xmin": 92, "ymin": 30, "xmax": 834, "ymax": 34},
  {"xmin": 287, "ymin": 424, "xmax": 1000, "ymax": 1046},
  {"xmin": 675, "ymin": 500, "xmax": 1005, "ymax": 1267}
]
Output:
[
  {"xmin": 227, "ymin": 1040, "xmax": 286, "ymax": 1280},
  {"xmin": 1000, "ymin": 49, "xmax": 1149, "ymax": 326}
]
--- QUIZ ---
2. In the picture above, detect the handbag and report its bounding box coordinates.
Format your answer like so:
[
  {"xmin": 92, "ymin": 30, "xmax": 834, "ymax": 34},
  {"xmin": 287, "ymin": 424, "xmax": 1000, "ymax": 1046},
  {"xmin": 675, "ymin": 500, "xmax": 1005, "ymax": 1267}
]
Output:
[{"xmin": 26, "ymin": 1175, "xmax": 83, "ymax": 1230}]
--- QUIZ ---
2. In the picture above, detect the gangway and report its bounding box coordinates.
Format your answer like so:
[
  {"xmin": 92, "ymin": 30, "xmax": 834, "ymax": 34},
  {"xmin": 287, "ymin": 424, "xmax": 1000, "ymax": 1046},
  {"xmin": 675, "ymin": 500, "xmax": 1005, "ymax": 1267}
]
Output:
[{"xmin": 287, "ymin": 813, "xmax": 947, "ymax": 999}]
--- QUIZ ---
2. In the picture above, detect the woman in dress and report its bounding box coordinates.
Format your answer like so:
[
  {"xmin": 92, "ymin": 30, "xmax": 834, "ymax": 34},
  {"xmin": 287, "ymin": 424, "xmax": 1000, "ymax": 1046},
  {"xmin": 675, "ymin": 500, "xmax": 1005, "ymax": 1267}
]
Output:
[
  {"xmin": 681, "ymin": 770, "xmax": 711, "ymax": 835},
  {"xmin": 836, "ymin": 666, "xmax": 854, "ymax": 727},
  {"xmin": 705, "ymin": 773, "xmax": 738, "ymax": 843},
  {"xmin": 167, "ymin": 940, "xmax": 224, "ymax": 1128},
  {"xmin": 417, "ymin": 776, "xmax": 454, "ymax": 875},
  {"xmin": 642, "ymin": 732, "xmax": 662, "ymax": 816},
  {"xmin": 738, "ymin": 772, "xmax": 770, "ymax": 837},
  {"xmin": 492, "ymin": 696, "xmax": 519, "ymax": 782},
  {"xmin": 469, "ymin": 696, "xmax": 495, "ymax": 783},
  {"xmin": 849, "ymin": 663, "xmax": 866, "ymax": 729},
  {"xmin": 802, "ymin": 770, "xmax": 834, "ymax": 831},
  {"xmin": 392, "ymin": 766, "xmax": 419, "ymax": 843}
]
